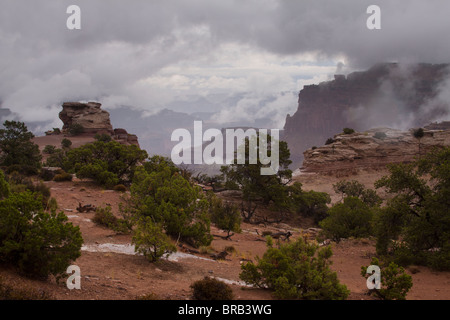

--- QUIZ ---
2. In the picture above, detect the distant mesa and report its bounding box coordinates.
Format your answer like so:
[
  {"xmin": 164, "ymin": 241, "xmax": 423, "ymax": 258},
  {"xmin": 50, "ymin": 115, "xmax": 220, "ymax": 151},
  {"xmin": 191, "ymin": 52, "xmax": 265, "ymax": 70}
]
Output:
[
  {"xmin": 58, "ymin": 101, "xmax": 140, "ymax": 147},
  {"xmin": 282, "ymin": 63, "xmax": 450, "ymax": 169}
]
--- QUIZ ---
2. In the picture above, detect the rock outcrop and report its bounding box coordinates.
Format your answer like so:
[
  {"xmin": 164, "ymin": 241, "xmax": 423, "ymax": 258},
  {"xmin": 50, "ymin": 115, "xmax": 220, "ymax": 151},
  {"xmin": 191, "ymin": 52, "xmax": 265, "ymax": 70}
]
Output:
[
  {"xmin": 59, "ymin": 102, "xmax": 114, "ymax": 134},
  {"xmin": 301, "ymin": 125, "xmax": 450, "ymax": 174},
  {"xmin": 283, "ymin": 63, "xmax": 450, "ymax": 168},
  {"xmin": 59, "ymin": 102, "xmax": 140, "ymax": 147}
]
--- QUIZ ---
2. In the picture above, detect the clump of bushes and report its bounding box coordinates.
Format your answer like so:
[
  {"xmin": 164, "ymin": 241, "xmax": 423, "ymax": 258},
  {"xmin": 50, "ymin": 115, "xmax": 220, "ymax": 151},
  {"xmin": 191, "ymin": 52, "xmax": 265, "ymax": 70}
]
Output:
[
  {"xmin": 61, "ymin": 138, "xmax": 72, "ymax": 149},
  {"xmin": 190, "ymin": 277, "xmax": 234, "ymax": 300},
  {"xmin": 39, "ymin": 168, "xmax": 56, "ymax": 181},
  {"xmin": 343, "ymin": 128, "xmax": 355, "ymax": 134},
  {"xmin": 113, "ymin": 184, "xmax": 127, "ymax": 193},
  {"xmin": 208, "ymin": 193, "xmax": 241, "ymax": 240},
  {"xmin": 68, "ymin": 123, "xmax": 85, "ymax": 136},
  {"xmin": 53, "ymin": 171, "xmax": 73, "ymax": 182},
  {"xmin": 0, "ymin": 175, "xmax": 83, "ymax": 279},
  {"xmin": 288, "ymin": 182, "xmax": 330, "ymax": 224},
  {"xmin": 240, "ymin": 237, "xmax": 349, "ymax": 300},
  {"xmin": 94, "ymin": 133, "xmax": 112, "ymax": 142},
  {"xmin": 132, "ymin": 217, "xmax": 176, "ymax": 262},
  {"xmin": 319, "ymin": 197, "xmax": 375, "ymax": 242},
  {"xmin": 325, "ymin": 138, "xmax": 336, "ymax": 145},
  {"xmin": 43, "ymin": 145, "xmax": 57, "ymax": 154},
  {"xmin": 92, "ymin": 206, "xmax": 131, "ymax": 234},
  {"xmin": 5, "ymin": 164, "xmax": 38, "ymax": 177},
  {"xmin": 361, "ymin": 257, "xmax": 413, "ymax": 300}
]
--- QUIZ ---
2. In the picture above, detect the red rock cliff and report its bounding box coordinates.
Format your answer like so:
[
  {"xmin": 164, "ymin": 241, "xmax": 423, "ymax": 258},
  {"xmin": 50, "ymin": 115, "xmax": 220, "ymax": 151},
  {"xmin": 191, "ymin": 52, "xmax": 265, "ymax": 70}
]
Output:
[{"xmin": 283, "ymin": 63, "xmax": 450, "ymax": 168}]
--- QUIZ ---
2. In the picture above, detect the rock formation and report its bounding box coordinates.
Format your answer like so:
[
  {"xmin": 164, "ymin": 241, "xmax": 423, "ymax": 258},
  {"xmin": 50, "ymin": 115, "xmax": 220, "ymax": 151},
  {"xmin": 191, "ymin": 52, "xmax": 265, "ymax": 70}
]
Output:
[
  {"xmin": 301, "ymin": 125, "xmax": 450, "ymax": 174},
  {"xmin": 283, "ymin": 63, "xmax": 450, "ymax": 168},
  {"xmin": 59, "ymin": 102, "xmax": 140, "ymax": 147},
  {"xmin": 59, "ymin": 102, "xmax": 114, "ymax": 134}
]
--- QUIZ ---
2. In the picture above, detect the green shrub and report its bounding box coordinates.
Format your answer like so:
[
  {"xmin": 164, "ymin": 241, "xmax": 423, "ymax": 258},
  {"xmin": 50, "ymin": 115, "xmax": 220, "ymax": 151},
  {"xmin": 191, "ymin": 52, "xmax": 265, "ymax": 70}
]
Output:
[
  {"xmin": 64, "ymin": 140, "xmax": 148, "ymax": 188},
  {"xmin": 374, "ymin": 147, "xmax": 450, "ymax": 270},
  {"xmin": 343, "ymin": 128, "xmax": 355, "ymax": 135},
  {"xmin": 61, "ymin": 138, "xmax": 72, "ymax": 149},
  {"xmin": 289, "ymin": 182, "xmax": 330, "ymax": 224},
  {"xmin": 208, "ymin": 194, "xmax": 241, "ymax": 239},
  {"xmin": 53, "ymin": 172, "xmax": 73, "ymax": 182},
  {"xmin": 413, "ymin": 128, "xmax": 424, "ymax": 139},
  {"xmin": 325, "ymin": 138, "xmax": 336, "ymax": 145},
  {"xmin": 0, "ymin": 121, "xmax": 42, "ymax": 170},
  {"xmin": 94, "ymin": 133, "xmax": 112, "ymax": 142},
  {"xmin": 132, "ymin": 217, "xmax": 176, "ymax": 262},
  {"xmin": 113, "ymin": 184, "xmax": 127, "ymax": 192},
  {"xmin": 46, "ymin": 197, "xmax": 58, "ymax": 212},
  {"xmin": 92, "ymin": 206, "xmax": 131, "ymax": 234},
  {"xmin": 0, "ymin": 170, "xmax": 9, "ymax": 200},
  {"xmin": 240, "ymin": 237, "xmax": 349, "ymax": 300},
  {"xmin": 333, "ymin": 180, "xmax": 382, "ymax": 207},
  {"xmin": 319, "ymin": 197, "xmax": 374, "ymax": 242},
  {"xmin": 68, "ymin": 124, "xmax": 85, "ymax": 136},
  {"xmin": 6, "ymin": 173, "xmax": 51, "ymax": 207},
  {"xmin": 190, "ymin": 277, "xmax": 234, "ymax": 300},
  {"xmin": 130, "ymin": 166, "xmax": 212, "ymax": 247},
  {"xmin": 43, "ymin": 145, "xmax": 57, "ymax": 154},
  {"xmin": 5, "ymin": 164, "xmax": 38, "ymax": 176},
  {"xmin": 0, "ymin": 191, "xmax": 83, "ymax": 279},
  {"xmin": 361, "ymin": 257, "xmax": 413, "ymax": 300},
  {"xmin": 39, "ymin": 168, "xmax": 56, "ymax": 181}
]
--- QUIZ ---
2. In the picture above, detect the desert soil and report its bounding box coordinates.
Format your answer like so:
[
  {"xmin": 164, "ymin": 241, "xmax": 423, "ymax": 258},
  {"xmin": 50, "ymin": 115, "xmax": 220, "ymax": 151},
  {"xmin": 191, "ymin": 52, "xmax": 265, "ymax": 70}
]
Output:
[{"xmin": 0, "ymin": 136, "xmax": 448, "ymax": 300}]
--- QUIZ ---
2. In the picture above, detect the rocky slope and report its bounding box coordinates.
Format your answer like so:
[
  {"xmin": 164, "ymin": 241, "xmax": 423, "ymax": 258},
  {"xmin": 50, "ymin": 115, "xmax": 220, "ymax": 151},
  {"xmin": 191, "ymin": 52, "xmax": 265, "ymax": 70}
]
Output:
[
  {"xmin": 283, "ymin": 63, "xmax": 450, "ymax": 168},
  {"xmin": 301, "ymin": 124, "xmax": 450, "ymax": 174}
]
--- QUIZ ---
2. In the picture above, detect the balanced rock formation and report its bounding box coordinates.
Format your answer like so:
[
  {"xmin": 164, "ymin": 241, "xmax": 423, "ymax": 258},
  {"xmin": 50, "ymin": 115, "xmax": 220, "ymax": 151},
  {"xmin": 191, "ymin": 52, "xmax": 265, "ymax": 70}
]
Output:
[
  {"xmin": 59, "ymin": 102, "xmax": 140, "ymax": 148},
  {"xmin": 59, "ymin": 102, "xmax": 114, "ymax": 135},
  {"xmin": 283, "ymin": 63, "xmax": 450, "ymax": 168},
  {"xmin": 301, "ymin": 125, "xmax": 450, "ymax": 174}
]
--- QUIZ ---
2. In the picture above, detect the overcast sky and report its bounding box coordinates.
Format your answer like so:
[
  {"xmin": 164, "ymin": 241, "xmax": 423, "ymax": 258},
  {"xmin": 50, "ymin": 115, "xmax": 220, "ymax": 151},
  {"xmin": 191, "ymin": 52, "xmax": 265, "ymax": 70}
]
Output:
[{"xmin": 1, "ymin": 0, "xmax": 449, "ymax": 130}]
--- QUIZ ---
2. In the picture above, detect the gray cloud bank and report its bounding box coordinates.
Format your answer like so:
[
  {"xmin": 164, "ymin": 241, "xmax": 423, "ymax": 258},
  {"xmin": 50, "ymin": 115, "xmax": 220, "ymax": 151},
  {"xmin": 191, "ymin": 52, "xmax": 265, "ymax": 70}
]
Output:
[{"xmin": 1, "ymin": 0, "xmax": 450, "ymax": 130}]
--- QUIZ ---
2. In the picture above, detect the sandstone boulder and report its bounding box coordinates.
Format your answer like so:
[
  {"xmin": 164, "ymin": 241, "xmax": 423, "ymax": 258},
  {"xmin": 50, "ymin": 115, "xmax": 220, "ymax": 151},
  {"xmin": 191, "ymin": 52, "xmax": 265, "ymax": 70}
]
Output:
[{"xmin": 59, "ymin": 102, "xmax": 113, "ymax": 134}]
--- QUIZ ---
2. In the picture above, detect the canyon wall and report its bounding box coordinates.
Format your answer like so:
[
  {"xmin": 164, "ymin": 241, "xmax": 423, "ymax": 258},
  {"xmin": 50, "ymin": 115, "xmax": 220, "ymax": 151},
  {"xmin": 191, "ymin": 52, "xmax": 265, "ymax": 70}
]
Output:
[{"xmin": 283, "ymin": 63, "xmax": 450, "ymax": 168}]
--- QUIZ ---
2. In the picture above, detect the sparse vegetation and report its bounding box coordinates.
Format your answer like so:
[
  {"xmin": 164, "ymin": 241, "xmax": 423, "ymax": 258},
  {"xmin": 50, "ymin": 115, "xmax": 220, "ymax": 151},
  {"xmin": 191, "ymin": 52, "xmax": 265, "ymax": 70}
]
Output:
[
  {"xmin": 325, "ymin": 138, "xmax": 336, "ymax": 145},
  {"xmin": 0, "ymin": 277, "xmax": 53, "ymax": 300}
]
